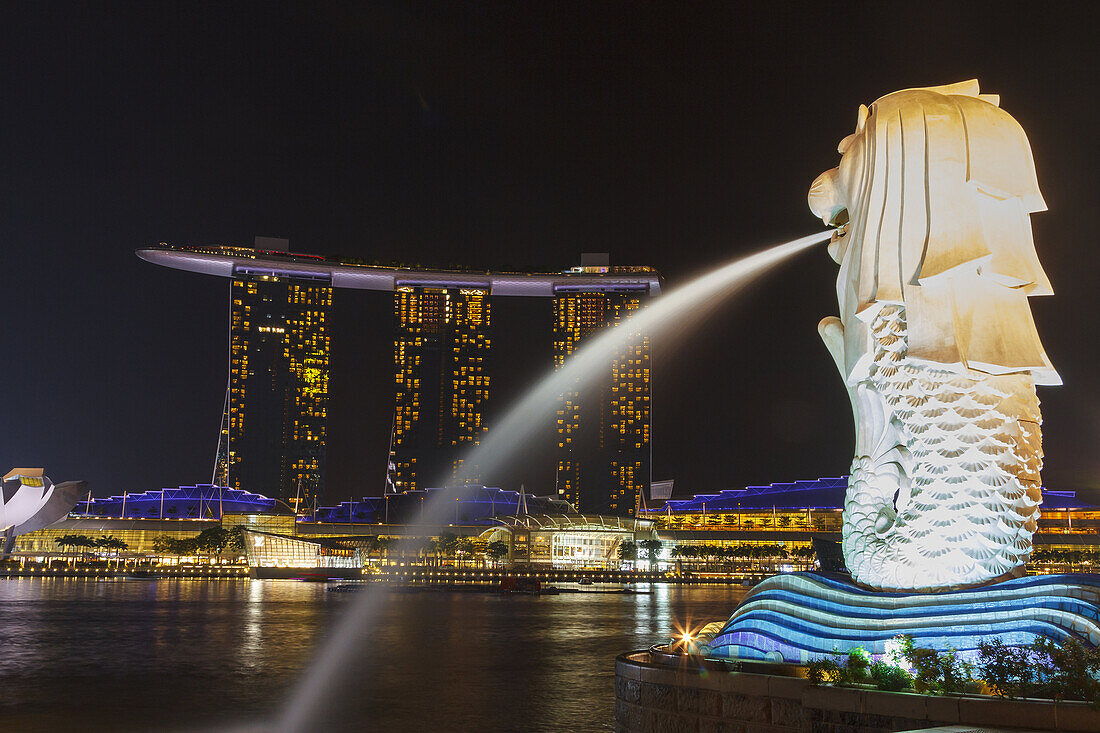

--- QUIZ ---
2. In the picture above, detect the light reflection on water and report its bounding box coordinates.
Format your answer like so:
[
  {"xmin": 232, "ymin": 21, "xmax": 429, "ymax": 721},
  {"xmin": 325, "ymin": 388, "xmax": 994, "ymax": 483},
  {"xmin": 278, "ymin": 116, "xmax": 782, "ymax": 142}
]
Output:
[{"xmin": 0, "ymin": 578, "xmax": 744, "ymax": 731}]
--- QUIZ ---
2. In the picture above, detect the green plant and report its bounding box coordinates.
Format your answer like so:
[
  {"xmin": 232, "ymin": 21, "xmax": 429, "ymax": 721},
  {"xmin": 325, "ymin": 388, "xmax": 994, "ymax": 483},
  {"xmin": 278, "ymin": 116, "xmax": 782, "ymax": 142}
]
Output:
[
  {"xmin": 977, "ymin": 639, "xmax": 1039, "ymax": 699},
  {"xmin": 227, "ymin": 526, "xmax": 246, "ymax": 552},
  {"xmin": 1031, "ymin": 636, "xmax": 1100, "ymax": 703},
  {"xmin": 617, "ymin": 541, "xmax": 638, "ymax": 563},
  {"xmin": 151, "ymin": 535, "xmax": 199, "ymax": 556},
  {"xmin": 807, "ymin": 657, "xmax": 843, "ymax": 685},
  {"xmin": 640, "ymin": 539, "xmax": 663, "ymax": 569},
  {"xmin": 869, "ymin": 661, "xmax": 913, "ymax": 692},
  {"xmin": 846, "ymin": 647, "xmax": 871, "ymax": 683},
  {"xmin": 937, "ymin": 649, "xmax": 974, "ymax": 694},
  {"xmin": 485, "ymin": 540, "xmax": 510, "ymax": 564},
  {"xmin": 806, "ymin": 647, "xmax": 887, "ymax": 687},
  {"xmin": 978, "ymin": 637, "xmax": 1100, "ymax": 704},
  {"xmin": 898, "ymin": 636, "xmax": 972, "ymax": 694},
  {"xmin": 194, "ymin": 527, "xmax": 234, "ymax": 556}
]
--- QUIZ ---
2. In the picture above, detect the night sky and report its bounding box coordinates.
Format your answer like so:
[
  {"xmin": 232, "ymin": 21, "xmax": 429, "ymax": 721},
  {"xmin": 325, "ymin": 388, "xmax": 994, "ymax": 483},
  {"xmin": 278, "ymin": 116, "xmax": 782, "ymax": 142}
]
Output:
[{"xmin": 4, "ymin": 3, "xmax": 1098, "ymax": 504}]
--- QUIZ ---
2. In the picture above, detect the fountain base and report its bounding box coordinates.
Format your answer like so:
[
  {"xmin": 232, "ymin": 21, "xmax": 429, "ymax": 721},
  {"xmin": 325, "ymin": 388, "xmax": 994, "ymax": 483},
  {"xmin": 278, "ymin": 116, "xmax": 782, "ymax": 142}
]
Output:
[{"xmin": 703, "ymin": 572, "xmax": 1100, "ymax": 663}]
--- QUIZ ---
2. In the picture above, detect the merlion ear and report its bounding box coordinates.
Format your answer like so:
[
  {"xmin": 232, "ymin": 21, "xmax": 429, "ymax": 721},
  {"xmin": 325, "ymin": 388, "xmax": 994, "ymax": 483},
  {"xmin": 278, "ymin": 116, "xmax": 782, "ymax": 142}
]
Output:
[
  {"xmin": 856, "ymin": 104, "xmax": 869, "ymax": 132},
  {"xmin": 958, "ymin": 97, "xmax": 1046, "ymax": 212}
]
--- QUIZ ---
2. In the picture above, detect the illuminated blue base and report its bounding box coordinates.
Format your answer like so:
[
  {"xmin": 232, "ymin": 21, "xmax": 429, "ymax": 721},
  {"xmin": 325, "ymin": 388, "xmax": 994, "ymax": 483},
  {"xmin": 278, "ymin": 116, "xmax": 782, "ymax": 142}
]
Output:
[{"xmin": 704, "ymin": 572, "xmax": 1100, "ymax": 664}]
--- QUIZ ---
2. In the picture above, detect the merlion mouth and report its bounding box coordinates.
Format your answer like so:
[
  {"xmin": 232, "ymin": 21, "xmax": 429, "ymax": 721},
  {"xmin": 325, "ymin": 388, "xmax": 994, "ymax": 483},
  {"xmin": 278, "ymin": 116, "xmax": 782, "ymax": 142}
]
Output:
[
  {"xmin": 827, "ymin": 208, "xmax": 844, "ymax": 239},
  {"xmin": 826, "ymin": 209, "xmax": 849, "ymax": 263},
  {"xmin": 828, "ymin": 207, "xmax": 849, "ymax": 229}
]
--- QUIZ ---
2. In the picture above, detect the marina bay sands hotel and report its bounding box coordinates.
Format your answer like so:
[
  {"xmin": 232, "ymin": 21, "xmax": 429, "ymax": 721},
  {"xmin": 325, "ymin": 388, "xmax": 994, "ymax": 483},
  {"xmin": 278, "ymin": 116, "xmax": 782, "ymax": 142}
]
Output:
[{"xmin": 138, "ymin": 239, "xmax": 661, "ymax": 516}]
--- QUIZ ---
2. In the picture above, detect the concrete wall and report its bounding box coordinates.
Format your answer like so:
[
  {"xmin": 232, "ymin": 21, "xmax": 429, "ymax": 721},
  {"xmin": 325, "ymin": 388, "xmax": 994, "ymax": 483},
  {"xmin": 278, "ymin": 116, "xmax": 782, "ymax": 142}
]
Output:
[{"xmin": 615, "ymin": 650, "xmax": 1100, "ymax": 733}]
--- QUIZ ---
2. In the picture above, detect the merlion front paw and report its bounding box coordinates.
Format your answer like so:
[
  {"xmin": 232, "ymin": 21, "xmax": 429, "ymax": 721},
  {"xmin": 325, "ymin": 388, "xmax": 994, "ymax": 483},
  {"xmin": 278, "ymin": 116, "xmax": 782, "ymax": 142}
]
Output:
[{"xmin": 819, "ymin": 316, "xmax": 845, "ymax": 374}]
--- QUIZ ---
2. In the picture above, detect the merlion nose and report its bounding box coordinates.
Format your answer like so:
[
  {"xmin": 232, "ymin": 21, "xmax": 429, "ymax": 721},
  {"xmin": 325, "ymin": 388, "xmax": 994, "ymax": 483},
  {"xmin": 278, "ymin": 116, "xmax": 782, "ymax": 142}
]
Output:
[{"xmin": 808, "ymin": 168, "xmax": 841, "ymax": 224}]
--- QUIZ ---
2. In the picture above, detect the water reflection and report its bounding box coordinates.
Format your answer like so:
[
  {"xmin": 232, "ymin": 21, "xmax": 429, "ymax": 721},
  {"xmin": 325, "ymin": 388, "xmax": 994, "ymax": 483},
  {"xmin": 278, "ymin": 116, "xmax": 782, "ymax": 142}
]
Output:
[
  {"xmin": 240, "ymin": 577, "xmax": 265, "ymax": 671},
  {"xmin": 0, "ymin": 579, "xmax": 744, "ymax": 731}
]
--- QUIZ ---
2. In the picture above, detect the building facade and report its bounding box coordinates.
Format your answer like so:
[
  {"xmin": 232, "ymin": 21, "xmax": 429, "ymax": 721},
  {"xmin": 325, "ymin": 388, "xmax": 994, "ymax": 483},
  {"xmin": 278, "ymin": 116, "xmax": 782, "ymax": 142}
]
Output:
[
  {"xmin": 13, "ymin": 479, "xmax": 1100, "ymax": 578},
  {"xmin": 553, "ymin": 265, "xmax": 653, "ymax": 515},
  {"xmin": 139, "ymin": 242, "xmax": 662, "ymax": 506},
  {"xmin": 392, "ymin": 286, "xmax": 490, "ymax": 492},
  {"xmin": 216, "ymin": 272, "xmax": 332, "ymax": 506}
]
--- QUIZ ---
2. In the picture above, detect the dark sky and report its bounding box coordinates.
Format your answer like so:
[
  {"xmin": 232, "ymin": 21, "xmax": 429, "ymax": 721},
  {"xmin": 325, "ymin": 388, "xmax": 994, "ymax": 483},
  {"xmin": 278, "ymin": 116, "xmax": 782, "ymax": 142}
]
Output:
[{"xmin": 4, "ymin": 2, "xmax": 1098, "ymax": 503}]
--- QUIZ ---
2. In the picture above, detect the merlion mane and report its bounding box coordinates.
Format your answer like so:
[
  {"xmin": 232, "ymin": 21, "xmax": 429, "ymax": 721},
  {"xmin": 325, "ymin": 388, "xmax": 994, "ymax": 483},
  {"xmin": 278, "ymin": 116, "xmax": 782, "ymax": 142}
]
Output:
[{"xmin": 808, "ymin": 80, "xmax": 1060, "ymax": 593}]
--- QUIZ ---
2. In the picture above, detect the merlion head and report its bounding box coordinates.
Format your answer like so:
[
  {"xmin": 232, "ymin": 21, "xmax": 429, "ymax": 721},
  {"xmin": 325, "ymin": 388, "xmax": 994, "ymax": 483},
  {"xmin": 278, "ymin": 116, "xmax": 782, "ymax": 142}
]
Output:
[{"xmin": 808, "ymin": 79, "xmax": 1058, "ymax": 384}]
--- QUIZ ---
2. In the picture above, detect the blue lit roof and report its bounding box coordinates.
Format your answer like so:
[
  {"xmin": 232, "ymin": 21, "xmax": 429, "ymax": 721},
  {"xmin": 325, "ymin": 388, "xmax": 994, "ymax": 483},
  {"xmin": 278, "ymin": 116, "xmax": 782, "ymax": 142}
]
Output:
[
  {"xmin": 313, "ymin": 485, "xmax": 573, "ymax": 525},
  {"xmin": 644, "ymin": 477, "xmax": 1100, "ymax": 513},
  {"xmin": 1038, "ymin": 490, "xmax": 1100, "ymax": 510},
  {"xmin": 73, "ymin": 484, "xmax": 571, "ymax": 525},
  {"xmin": 76, "ymin": 485, "xmax": 277, "ymax": 520}
]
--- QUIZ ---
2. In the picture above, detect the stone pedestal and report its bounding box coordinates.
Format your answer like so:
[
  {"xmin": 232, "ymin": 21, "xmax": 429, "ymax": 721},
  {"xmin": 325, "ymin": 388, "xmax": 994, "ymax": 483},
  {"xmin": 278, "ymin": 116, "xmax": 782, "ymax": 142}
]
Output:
[
  {"xmin": 615, "ymin": 649, "xmax": 1100, "ymax": 733},
  {"xmin": 704, "ymin": 572, "xmax": 1100, "ymax": 663}
]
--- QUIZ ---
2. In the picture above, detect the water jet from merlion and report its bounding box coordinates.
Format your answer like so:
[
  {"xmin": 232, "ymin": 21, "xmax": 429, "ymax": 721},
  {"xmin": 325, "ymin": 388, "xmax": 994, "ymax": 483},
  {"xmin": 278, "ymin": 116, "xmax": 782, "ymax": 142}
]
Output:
[{"xmin": 268, "ymin": 230, "xmax": 830, "ymax": 733}]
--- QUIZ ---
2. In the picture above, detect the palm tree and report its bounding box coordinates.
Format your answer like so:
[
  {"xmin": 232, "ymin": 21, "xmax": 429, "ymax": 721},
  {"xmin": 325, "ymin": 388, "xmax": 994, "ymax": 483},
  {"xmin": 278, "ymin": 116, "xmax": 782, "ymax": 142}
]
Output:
[
  {"xmin": 712, "ymin": 545, "xmax": 727, "ymax": 570},
  {"xmin": 376, "ymin": 536, "xmax": 397, "ymax": 566},
  {"xmin": 618, "ymin": 540, "xmax": 638, "ymax": 567},
  {"xmin": 669, "ymin": 545, "xmax": 687, "ymax": 574},
  {"xmin": 419, "ymin": 538, "xmax": 437, "ymax": 566},
  {"xmin": 640, "ymin": 539, "xmax": 663, "ymax": 571},
  {"xmin": 707, "ymin": 544, "xmax": 723, "ymax": 571},
  {"xmin": 54, "ymin": 534, "xmax": 82, "ymax": 551},
  {"xmin": 486, "ymin": 540, "xmax": 509, "ymax": 567},
  {"xmin": 105, "ymin": 537, "xmax": 128, "ymax": 566},
  {"xmin": 437, "ymin": 532, "xmax": 459, "ymax": 564},
  {"xmin": 455, "ymin": 537, "xmax": 475, "ymax": 567},
  {"xmin": 54, "ymin": 534, "xmax": 87, "ymax": 564}
]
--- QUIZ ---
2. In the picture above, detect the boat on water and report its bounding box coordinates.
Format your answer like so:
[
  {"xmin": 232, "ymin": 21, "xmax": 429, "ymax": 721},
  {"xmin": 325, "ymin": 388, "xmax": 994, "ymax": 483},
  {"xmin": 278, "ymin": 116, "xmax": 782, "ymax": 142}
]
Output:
[{"xmin": 498, "ymin": 577, "xmax": 561, "ymax": 595}]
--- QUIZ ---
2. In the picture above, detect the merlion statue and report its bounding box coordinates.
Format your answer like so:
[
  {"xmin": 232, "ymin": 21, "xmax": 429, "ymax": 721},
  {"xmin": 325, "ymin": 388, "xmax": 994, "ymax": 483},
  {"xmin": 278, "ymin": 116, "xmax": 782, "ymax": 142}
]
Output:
[{"xmin": 808, "ymin": 80, "xmax": 1060, "ymax": 593}]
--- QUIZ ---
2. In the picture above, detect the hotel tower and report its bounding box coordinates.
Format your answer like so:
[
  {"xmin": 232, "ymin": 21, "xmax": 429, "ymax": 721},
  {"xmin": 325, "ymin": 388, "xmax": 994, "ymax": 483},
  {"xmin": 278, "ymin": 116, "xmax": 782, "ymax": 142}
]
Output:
[
  {"xmin": 553, "ymin": 255, "xmax": 653, "ymax": 515},
  {"xmin": 212, "ymin": 239, "xmax": 332, "ymax": 508},
  {"xmin": 391, "ymin": 286, "xmax": 491, "ymax": 492}
]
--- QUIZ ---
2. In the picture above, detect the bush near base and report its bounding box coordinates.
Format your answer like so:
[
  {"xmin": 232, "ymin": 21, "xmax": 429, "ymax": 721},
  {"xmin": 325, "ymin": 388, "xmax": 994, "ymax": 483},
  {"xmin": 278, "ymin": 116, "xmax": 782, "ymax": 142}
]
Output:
[{"xmin": 806, "ymin": 635, "xmax": 1100, "ymax": 707}]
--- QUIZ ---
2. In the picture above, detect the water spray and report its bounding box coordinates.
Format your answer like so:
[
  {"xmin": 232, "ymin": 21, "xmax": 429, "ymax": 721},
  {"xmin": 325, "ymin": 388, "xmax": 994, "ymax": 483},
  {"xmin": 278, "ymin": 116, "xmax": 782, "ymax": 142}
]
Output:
[
  {"xmin": 269, "ymin": 230, "xmax": 831, "ymax": 733},
  {"xmin": 451, "ymin": 229, "xmax": 833, "ymax": 486}
]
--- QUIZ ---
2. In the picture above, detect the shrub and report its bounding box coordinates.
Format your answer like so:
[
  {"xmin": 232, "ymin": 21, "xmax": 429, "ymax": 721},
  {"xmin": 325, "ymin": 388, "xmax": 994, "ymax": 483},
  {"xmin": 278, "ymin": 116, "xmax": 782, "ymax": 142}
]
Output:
[
  {"xmin": 869, "ymin": 661, "xmax": 913, "ymax": 692},
  {"xmin": 897, "ymin": 636, "xmax": 973, "ymax": 694},
  {"xmin": 846, "ymin": 647, "xmax": 871, "ymax": 683},
  {"xmin": 1031, "ymin": 636, "xmax": 1100, "ymax": 703},
  {"xmin": 807, "ymin": 657, "xmax": 843, "ymax": 685},
  {"xmin": 807, "ymin": 646, "xmax": 912, "ymax": 691},
  {"xmin": 977, "ymin": 639, "xmax": 1040, "ymax": 699},
  {"xmin": 979, "ymin": 637, "xmax": 1100, "ymax": 704},
  {"xmin": 936, "ymin": 649, "xmax": 975, "ymax": 695}
]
